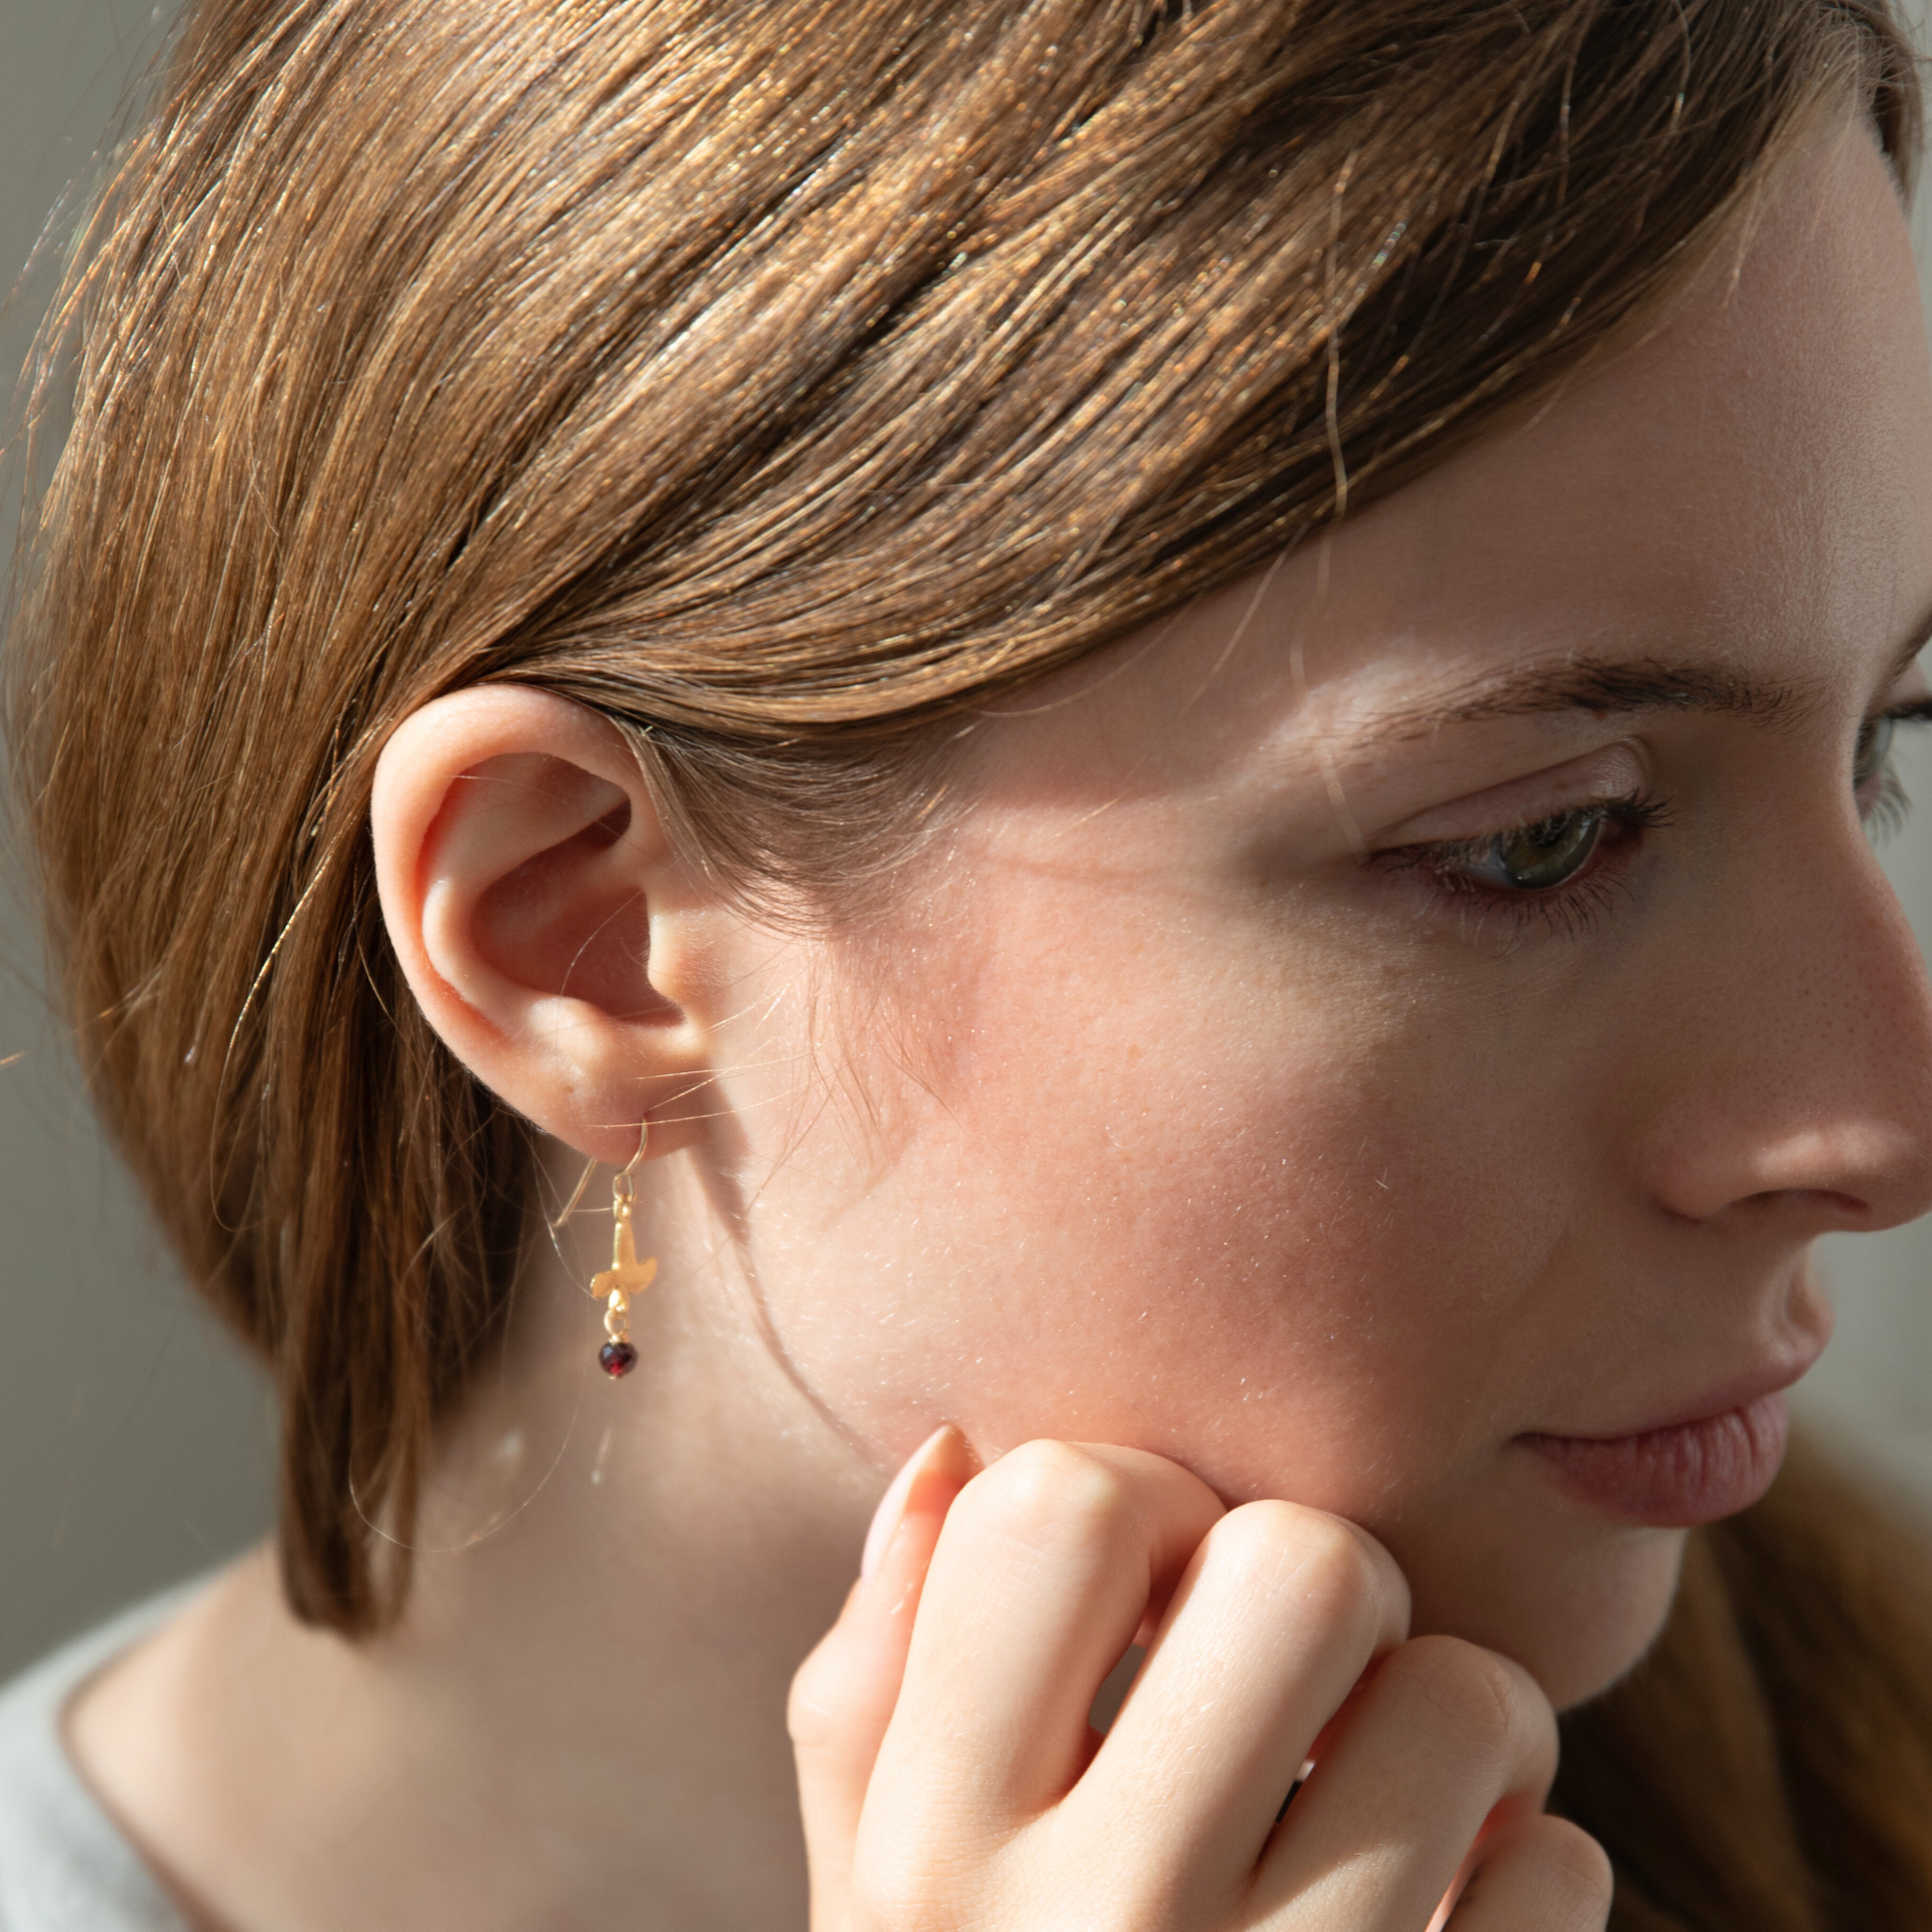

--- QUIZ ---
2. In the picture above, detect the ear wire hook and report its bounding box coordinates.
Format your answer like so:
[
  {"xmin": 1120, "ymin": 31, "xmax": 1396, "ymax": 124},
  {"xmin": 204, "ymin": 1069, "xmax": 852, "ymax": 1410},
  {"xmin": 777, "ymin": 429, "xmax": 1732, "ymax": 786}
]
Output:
[
  {"xmin": 613, "ymin": 1117, "xmax": 649, "ymax": 1199},
  {"xmin": 548, "ymin": 1117, "xmax": 650, "ymax": 1236}
]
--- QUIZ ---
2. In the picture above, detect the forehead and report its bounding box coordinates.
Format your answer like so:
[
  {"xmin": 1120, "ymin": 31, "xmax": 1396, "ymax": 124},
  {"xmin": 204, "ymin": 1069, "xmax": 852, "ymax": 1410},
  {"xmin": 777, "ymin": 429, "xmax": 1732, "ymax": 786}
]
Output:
[
  {"xmin": 1281, "ymin": 113, "xmax": 1930, "ymax": 727},
  {"xmin": 1370, "ymin": 134, "xmax": 1911, "ymax": 613},
  {"xmin": 971, "ymin": 114, "xmax": 1932, "ymax": 803}
]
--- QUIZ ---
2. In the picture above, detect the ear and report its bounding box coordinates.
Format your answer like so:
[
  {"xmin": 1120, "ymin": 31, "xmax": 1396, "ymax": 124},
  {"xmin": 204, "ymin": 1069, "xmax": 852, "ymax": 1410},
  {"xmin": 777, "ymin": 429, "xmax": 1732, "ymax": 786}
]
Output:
[{"xmin": 371, "ymin": 685, "xmax": 718, "ymax": 1163}]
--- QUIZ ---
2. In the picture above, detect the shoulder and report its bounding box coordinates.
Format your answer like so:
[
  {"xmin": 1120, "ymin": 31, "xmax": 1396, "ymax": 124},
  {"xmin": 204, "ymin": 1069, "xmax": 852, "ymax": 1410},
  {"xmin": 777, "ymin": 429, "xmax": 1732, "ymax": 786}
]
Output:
[{"xmin": 0, "ymin": 1592, "xmax": 199, "ymax": 1932}]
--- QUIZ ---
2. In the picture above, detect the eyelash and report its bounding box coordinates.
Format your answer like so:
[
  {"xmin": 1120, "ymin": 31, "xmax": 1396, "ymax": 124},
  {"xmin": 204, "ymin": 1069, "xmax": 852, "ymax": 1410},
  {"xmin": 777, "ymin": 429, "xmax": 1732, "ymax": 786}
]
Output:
[
  {"xmin": 1378, "ymin": 700, "xmax": 1932, "ymax": 941},
  {"xmin": 1861, "ymin": 696, "xmax": 1932, "ymax": 841},
  {"xmin": 1864, "ymin": 764, "xmax": 1913, "ymax": 843}
]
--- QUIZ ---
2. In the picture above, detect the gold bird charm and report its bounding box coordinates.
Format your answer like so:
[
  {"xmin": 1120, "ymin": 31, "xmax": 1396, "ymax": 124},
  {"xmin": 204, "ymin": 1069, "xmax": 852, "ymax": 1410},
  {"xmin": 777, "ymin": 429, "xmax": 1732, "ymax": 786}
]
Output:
[
  {"xmin": 590, "ymin": 1200, "xmax": 655, "ymax": 1378},
  {"xmin": 592, "ymin": 1209, "xmax": 658, "ymax": 1303}
]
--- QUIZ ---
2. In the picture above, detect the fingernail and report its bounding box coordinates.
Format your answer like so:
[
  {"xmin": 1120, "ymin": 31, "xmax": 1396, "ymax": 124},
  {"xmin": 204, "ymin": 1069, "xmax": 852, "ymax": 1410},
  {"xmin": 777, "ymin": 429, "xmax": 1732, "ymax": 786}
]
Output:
[{"xmin": 861, "ymin": 1425, "xmax": 971, "ymax": 1580}]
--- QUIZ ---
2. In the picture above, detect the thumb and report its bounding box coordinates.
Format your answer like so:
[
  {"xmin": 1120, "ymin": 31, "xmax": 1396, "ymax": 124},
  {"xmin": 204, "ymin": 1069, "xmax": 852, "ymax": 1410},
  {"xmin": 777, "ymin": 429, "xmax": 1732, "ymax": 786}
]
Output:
[{"xmin": 788, "ymin": 1426, "xmax": 980, "ymax": 1930}]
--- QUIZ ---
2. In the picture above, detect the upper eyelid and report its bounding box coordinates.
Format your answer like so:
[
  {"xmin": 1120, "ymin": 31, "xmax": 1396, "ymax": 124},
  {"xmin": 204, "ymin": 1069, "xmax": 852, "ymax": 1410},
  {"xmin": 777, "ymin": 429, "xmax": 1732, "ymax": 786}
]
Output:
[
  {"xmin": 1369, "ymin": 742, "xmax": 1650, "ymax": 848},
  {"xmin": 1374, "ymin": 700, "xmax": 1924, "ymax": 923},
  {"xmin": 1379, "ymin": 783, "xmax": 1653, "ymax": 856},
  {"xmin": 1407, "ymin": 698, "xmax": 1921, "ymax": 862},
  {"xmin": 1376, "ymin": 700, "xmax": 1925, "ymax": 862}
]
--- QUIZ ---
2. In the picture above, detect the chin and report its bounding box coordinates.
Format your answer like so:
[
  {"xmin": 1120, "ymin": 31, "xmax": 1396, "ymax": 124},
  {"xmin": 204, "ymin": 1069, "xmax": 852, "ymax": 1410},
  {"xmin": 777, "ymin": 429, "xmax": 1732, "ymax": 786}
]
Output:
[{"xmin": 1401, "ymin": 1519, "xmax": 1690, "ymax": 1713}]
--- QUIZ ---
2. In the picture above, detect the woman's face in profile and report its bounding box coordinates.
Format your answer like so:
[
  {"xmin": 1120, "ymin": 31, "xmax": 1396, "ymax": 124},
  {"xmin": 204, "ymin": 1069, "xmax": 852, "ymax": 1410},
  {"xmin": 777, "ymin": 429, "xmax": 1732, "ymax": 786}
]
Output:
[{"xmin": 679, "ymin": 116, "xmax": 1932, "ymax": 1710}]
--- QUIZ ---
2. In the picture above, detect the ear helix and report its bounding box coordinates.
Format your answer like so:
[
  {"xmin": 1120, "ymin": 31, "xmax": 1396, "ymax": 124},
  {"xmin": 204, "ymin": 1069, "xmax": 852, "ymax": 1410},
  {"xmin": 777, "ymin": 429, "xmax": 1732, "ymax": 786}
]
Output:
[{"xmin": 587, "ymin": 1121, "xmax": 657, "ymax": 1378}]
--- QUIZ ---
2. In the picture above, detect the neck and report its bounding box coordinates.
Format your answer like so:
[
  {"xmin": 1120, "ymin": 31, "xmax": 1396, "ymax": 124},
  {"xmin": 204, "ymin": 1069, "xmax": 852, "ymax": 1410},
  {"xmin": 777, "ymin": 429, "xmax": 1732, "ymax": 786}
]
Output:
[{"xmin": 68, "ymin": 1158, "xmax": 882, "ymax": 1932}]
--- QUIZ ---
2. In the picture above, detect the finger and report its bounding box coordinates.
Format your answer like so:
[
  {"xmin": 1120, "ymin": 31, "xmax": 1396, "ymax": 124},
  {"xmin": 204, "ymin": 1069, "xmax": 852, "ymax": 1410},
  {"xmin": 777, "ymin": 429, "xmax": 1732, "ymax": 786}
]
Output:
[
  {"xmin": 869, "ymin": 1440, "xmax": 1226, "ymax": 1836},
  {"xmin": 788, "ymin": 1426, "xmax": 978, "ymax": 1929},
  {"xmin": 1062, "ymin": 1502, "xmax": 1408, "ymax": 1906},
  {"xmin": 1440, "ymin": 1814, "xmax": 1612, "ymax": 1932},
  {"xmin": 1255, "ymin": 1635, "xmax": 1560, "ymax": 1930}
]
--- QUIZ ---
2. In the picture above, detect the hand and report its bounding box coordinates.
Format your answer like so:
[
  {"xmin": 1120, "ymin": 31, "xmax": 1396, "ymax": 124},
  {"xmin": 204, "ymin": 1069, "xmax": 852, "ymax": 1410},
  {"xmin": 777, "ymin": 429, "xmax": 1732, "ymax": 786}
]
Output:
[{"xmin": 790, "ymin": 1433, "xmax": 1610, "ymax": 1931}]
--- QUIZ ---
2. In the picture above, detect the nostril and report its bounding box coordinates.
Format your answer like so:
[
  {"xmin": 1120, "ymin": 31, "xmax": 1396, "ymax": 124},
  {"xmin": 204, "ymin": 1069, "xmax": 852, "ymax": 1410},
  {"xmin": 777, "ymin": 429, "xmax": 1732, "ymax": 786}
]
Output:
[
  {"xmin": 1745, "ymin": 1187, "xmax": 1870, "ymax": 1225},
  {"xmin": 1814, "ymin": 1189, "xmax": 1870, "ymax": 1220}
]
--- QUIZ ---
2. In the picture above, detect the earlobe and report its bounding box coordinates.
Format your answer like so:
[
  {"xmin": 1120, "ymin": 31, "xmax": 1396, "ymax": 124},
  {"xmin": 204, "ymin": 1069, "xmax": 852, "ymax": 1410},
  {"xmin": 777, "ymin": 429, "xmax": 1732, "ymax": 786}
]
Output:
[{"xmin": 371, "ymin": 686, "xmax": 715, "ymax": 1163}]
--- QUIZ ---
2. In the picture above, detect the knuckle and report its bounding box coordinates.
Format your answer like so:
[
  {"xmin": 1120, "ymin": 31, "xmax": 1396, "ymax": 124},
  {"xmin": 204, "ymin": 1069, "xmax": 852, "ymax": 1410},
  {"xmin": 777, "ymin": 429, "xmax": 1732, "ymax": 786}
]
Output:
[
  {"xmin": 1378, "ymin": 1634, "xmax": 1531, "ymax": 1765},
  {"xmin": 1295, "ymin": 1510, "xmax": 1391, "ymax": 1621},
  {"xmin": 967, "ymin": 1438, "xmax": 1134, "ymax": 1553},
  {"xmin": 851, "ymin": 1837, "xmax": 972, "ymax": 1932},
  {"xmin": 851, "ymin": 1859, "xmax": 924, "ymax": 1932},
  {"xmin": 1229, "ymin": 1503, "xmax": 1380, "ymax": 1621},
  {"xmin": 852, "ymin": 1849, "xmax": 917, "ymax": 1928},
  {"xmin": 784, "ymin": 1649, "xmax": 836, "ymax": 1752},
  {"xmin": 1524, "ymin": 1816, "xmax": 1615, "ymax": 1919},
  {"xmin": 1216, "ymin": 1502, "xmax": 1409, "ymax": 1642}
]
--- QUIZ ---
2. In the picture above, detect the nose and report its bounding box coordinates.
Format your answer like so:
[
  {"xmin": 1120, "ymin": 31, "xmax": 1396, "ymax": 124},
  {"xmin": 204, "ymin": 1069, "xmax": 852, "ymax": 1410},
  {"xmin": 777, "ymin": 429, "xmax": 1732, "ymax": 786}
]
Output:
[{"xmin": 1636, "ymin": 813, "xmax": 1932, "ymax": 1233}]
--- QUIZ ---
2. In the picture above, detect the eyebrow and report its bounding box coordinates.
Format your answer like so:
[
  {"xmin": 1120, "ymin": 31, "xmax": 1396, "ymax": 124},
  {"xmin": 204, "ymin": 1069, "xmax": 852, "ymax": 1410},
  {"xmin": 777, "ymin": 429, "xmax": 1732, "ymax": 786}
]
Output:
[{"xmin": 1369, "ymin": 611, "xmax": 1932, "ymax": 742}]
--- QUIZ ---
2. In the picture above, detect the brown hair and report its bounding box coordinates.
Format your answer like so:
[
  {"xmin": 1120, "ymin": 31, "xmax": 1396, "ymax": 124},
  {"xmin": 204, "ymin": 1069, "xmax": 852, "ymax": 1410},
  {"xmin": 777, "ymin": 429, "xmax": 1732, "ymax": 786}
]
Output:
[{"xmin": 8, "ymin": 0, "xmax": 1932, "ymax": 1917}]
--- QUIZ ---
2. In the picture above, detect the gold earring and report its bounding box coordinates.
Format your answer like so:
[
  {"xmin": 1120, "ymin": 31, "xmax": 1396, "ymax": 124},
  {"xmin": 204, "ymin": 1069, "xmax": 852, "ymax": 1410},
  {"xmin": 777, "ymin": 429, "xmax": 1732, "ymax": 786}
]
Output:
[{"xmin": 589, "ymin": 1122, "xmax": 656, "ymax": 1378}]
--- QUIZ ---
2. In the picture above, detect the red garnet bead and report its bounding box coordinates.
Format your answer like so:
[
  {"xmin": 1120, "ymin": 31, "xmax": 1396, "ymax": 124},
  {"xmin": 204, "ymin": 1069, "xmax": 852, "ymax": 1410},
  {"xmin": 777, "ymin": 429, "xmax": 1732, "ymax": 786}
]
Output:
[{"xmin": 599, "ymin": 1341, "xmax": 639, "ymax": 1378}]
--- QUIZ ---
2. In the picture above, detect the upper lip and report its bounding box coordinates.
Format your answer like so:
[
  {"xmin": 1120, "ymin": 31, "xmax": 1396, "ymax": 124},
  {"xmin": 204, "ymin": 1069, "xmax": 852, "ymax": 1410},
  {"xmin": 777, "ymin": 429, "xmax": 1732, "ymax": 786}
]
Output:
[{"xmin": 1520, "ymin": 1344, "xmax": 1826, "ymax": 1445}]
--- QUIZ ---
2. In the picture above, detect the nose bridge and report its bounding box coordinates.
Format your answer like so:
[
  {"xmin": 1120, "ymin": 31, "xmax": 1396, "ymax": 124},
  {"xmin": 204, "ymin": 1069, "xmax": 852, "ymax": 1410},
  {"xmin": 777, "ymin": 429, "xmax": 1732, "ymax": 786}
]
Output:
[{"xmin": 1645, "ymin": 820, "xmax": 1932, "ymax": 1229}]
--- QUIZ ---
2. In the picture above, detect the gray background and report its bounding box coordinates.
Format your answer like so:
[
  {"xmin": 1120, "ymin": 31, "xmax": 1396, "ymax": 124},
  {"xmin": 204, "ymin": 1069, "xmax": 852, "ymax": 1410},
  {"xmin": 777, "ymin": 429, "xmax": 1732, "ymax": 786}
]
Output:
[
  {"xmin": 3, "ymin": 0, "xmax": 1932, "ymax": 1683},
  {"xmin": 1, "ymin": 0, "xmax": 271, "ymax": 1681}
]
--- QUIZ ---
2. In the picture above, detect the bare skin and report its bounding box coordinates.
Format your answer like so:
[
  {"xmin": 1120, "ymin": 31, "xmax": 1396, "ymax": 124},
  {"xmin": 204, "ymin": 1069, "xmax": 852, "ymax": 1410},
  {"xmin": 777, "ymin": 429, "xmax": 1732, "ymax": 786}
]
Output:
[{"xmin": 67, "ymin": 114, "xmax": 1932, "ymax": 1932}]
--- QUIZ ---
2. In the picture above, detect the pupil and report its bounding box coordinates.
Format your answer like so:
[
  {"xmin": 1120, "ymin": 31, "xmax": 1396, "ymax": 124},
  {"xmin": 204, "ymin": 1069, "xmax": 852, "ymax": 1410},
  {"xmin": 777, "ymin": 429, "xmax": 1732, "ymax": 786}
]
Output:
[{"xmin": 1496, "ymin": 810, "xmax": 1602, "ymax": 890}]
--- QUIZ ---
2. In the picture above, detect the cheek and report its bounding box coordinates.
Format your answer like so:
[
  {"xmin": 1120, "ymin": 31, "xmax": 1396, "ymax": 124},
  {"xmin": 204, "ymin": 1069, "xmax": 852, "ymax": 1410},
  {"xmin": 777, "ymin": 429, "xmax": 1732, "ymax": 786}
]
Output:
[
  {"xmin": 744, "ymin": 873, "xmax": 1592, "ymax": 1525},
  {"xmin": 719, "ymin": 850, "xmax": 1682, "ymax": 1702}
]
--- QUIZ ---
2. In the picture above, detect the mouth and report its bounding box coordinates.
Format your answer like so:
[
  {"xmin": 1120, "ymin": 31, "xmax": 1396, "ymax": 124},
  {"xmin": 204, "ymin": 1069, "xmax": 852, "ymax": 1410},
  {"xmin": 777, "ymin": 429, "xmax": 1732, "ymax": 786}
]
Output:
[{"xmin": 1517, "ymin": 1390, "xmax": 1793, "ymax": 1527}]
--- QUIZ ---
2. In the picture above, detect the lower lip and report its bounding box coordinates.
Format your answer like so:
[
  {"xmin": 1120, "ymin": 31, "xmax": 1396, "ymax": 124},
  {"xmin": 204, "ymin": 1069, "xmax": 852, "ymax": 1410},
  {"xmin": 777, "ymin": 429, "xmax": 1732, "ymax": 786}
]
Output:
[{"xmin": 1520, "ymin": 1392, "xmax": 1790, "ymax": 1527}]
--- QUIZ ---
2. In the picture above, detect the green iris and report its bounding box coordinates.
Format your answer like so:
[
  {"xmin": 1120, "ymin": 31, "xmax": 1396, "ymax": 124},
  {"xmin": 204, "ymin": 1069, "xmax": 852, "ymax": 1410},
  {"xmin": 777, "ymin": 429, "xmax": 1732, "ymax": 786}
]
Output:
[{"xmin": 1478, "ymin": 810, "xmax": 1605, "ymax": 891}]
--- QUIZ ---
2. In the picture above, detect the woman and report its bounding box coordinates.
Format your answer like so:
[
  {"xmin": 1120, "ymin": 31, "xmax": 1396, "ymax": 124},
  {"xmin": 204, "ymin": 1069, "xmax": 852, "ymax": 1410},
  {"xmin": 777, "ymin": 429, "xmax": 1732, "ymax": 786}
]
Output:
[{"xmin": 5, "ymin": 0, "xmax": 1932, "ymax": 1924}]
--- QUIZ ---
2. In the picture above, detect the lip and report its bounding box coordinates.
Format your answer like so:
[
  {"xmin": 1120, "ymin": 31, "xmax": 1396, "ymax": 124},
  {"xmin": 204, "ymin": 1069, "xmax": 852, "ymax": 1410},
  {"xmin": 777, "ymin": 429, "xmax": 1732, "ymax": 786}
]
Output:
[{"xmin": 1519, "ymin": 1390, "xmax": 1795, "ymax": 1527}]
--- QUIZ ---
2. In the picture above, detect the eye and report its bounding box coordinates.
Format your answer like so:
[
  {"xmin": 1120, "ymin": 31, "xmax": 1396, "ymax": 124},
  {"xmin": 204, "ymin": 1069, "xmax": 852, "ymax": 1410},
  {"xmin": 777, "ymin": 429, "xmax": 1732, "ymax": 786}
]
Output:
[
  {"xmin": 1854, "ymin": 713, "xmax": 1895, "ymax": 790},
  {"xmin": 1458, "ymin": 808, "xmax": 1607, "ymax": 893},
  {"xmin": 1375, "ymin": 787, "xmax": 1672, "ymax": 938}
]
